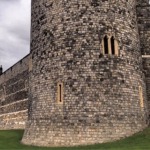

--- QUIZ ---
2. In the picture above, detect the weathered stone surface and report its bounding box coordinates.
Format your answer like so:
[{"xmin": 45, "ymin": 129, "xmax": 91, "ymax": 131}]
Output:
[
  {"xmin": 0, "ymin": 110, "xmax": 28, "ymax": 129},
  {"xmin": 0, "ymin": 55, "xmax": 30, "ymax": 129},
  {"xmin": 137, "ymin": 0, "xmax": 150, "ymax": 118},
  {"xmin": 137, "ymin": 4, "xmax": 150, "ymax": 55},
  {"xmin": 21, "ymin": 0, "xmax": 149, "ymax": 147},
  {"xmin": 0, "ymin": 0, "xmax": 149, "ymax": 147},
  {"xmin": 143, "ymin": 58, "xmax": 150, "ymax": 118}
]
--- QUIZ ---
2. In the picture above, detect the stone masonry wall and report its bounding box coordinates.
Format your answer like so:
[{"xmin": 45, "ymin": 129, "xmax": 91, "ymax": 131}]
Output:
[
  {"xmin": 22, "ymin": 0, "xmax": 149, "ymax": 147},
  {"xmin": 137, "ymin": 0, "xmax": 149, "ymax": 6},
  {"xmin": 143, "ymin": 58, "xmax": 150, "ymax": 118},
  {"xmin": 0, "ymin": 54, "xmax": 30, "ymax": 129},
  {"xmin": 137, "ymin": 2, "xmax": 150, "ymax": 118},
  {"xmin": 137, "ymin": 4, "xmax": 150, "ymax": 55}
]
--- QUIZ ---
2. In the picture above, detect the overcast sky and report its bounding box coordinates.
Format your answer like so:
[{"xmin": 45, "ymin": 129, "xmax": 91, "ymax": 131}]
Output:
[{"xmin": 0, "ymin": 0, "xmax": 31, "ymax": 71}]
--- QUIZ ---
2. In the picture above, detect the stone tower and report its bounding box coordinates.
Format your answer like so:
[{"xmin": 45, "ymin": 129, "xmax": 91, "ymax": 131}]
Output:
[{"xmin": 22, "ymin": 0, "xmax": 149, "ymax": 146}]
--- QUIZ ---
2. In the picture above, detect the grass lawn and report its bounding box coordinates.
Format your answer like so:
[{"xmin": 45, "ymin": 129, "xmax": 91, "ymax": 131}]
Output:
[{"xmin": 0, "ymin": 127, "xmax": 150, "ymax": 150}]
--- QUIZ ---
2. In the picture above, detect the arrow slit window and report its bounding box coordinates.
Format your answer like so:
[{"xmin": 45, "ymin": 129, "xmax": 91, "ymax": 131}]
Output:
[
  {"xmin": 139, "ymin": 86, "xmax": 144, "ymax": 108},
  {"xmin": 57, "ymin": 83, "xmax": 63, "ymax": 104}
]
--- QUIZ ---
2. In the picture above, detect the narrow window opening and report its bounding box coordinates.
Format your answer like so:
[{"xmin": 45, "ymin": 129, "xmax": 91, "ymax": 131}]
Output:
[
  {"xmin": 139, "ymin": 86, "xmax": 144, "ymax": 108},
  {"xmin": 59, "ymin": 84, "xmax": 62, "ymax": 102},
  {"xmin": 2, "ymin": 86, "xmax": 6, "ymax": 102},
  {"xmin": 29, "ymin": 56, "xmax": 33, "ymax": 71},
  {"xmin": 102, "ymin": 35, "xmax": 119, "ymax": 56},
  {"xmin": 25, "ymin": 80, "xmax": 28, "ymax": 90},
  {"xmin": 57, "ymin": 83, "xmax": 63, "ymax": 104},
  {"xmin": 104, "ymin": 36, "xmax": 109, "ymax": 54},
  {"xmin": 111, "ymin": 36, "xmax": 115, "ymax": 55}
]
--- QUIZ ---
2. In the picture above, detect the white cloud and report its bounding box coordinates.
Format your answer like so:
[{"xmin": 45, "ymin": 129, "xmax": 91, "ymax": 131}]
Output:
[{"xmin": 0, "ymin": 0, "xmax": 31, "ymax": 71}]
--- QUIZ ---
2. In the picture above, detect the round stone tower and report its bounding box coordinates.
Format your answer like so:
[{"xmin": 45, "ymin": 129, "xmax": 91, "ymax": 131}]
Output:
[{"xmin": 22, "ymin": 0, "xmax": 149, "ymax": 147}]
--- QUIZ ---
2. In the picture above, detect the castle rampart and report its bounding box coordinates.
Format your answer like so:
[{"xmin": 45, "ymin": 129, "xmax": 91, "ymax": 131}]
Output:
[{"xmin": 0, "ymin": 54, "xmax": 30, "ymax": 129}]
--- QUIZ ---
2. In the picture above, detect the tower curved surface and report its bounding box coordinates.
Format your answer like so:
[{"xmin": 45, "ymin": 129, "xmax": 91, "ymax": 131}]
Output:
[{"xmin": 22, "ymin": 0, "xmax": 148, "ymax": 146}]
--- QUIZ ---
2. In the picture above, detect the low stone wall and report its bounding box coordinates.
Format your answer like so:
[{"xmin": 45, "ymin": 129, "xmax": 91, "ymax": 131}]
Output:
[
  {"xmin": 0, "ymin": 54, "xmax": 30, "ymax": 129},
  {"xmin": 0, "ymin": 110, "xmax": 28, "ymax": 129}
]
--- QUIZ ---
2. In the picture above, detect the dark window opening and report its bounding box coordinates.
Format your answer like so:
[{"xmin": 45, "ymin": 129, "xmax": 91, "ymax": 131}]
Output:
[
  {"xmin": 104, "ymin": 36, "xmax": 109, "ymax": 54},
  {"xmin": 111, "ymin": 36, "xmax": 115, "ymax": 55},
  {"xmin": 59, "ymin": 84, "xmax": 62, "ymax": 102},
  {"xmin": 57, "ymin": 83, "xmax": 63, "ymax": 104}
]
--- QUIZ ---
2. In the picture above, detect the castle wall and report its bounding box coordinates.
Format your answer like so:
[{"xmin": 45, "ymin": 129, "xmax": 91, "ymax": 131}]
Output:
[
  {"xmin": 143, "ymin": 57, "xmax": 150, "ymax": 118},
  {"xmin": 0, "ymin": 0, "xmax": 149, "ymax": 147},
  {"xmin": 137, "ymin": 3, "xmax": 150, "ymax": 117},
  {"xmin": 137, "ymin": 5, "xmax": 150, "ymax": 55},
  {"xmin": 0, "ymin": 54, "xmax": 30, "ymax": 129},
  {"xmin": 137, "ymin": 0, "xmax": 149, "ymax": 6},
  {"xmin": 22, "ymin": 0, "xmax": 149, "ymax": 147}
]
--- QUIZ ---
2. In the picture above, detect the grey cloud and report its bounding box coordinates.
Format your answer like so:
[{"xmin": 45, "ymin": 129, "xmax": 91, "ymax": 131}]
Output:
[{"xmin": 0, "ymin": 0, "xmax": 31, "ymax": 71}]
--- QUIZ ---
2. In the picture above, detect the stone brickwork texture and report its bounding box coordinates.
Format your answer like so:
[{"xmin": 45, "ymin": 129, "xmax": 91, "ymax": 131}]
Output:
[
  {"xmin": 143, "ymin": 58, "xmax": 150, "ymax": 118},
  {"xmin": 137, "ymin": 2, "xmax": 150, "ymax": 55},
  {"xmin": 0, "ymin": 55, "xmax": 30, "ymax": 129},
  {"xmin": 137, "ymin": 0, "xmax": 150, "ymax": 117},
  {"xmin": 21, "ymin": 0, "xmax": 149, "ymax": 147},
  {"xmin": 0, "ymin": 0, "xmax": 149, "ymax": 147}
]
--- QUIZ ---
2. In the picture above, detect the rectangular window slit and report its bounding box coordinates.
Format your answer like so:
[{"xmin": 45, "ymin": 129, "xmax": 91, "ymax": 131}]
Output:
[
  {"xmin": 57, "ymin": 82, "xmax": 63, "ymax": 104},
  {"xmin": 59, "ymin": 84, "xmax": 62, "ymax": 102}
]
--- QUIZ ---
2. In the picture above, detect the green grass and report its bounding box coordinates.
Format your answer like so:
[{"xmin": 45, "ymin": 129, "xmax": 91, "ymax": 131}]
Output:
[{"xmin": 0, "ymin": 127, "xmax": 150, "ymax": 150}]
